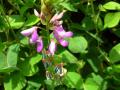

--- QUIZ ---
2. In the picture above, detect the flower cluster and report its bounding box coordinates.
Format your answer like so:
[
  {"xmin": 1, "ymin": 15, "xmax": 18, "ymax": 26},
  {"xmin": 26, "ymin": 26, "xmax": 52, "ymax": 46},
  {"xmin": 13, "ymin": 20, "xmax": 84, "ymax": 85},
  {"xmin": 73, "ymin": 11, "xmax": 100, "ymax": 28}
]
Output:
[
  {"xmin": 21, "ymin": 10, "xmax": 73, "ymax": 56},
  {"xmin": 21, "ymin": 26, "xmax": 43, "ymax": 52}
]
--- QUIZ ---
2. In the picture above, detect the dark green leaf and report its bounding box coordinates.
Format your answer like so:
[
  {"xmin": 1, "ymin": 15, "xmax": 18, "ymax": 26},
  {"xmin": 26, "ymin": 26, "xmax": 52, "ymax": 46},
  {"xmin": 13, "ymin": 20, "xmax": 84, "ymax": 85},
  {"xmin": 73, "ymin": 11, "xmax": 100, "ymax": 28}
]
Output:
[
  {"xmin": 18, "ymin": 54, "xmax": 42, "ymax": 76},
  {"xmin": 4, "ymin": 72, "xmax": 26, "ymax": 90}
]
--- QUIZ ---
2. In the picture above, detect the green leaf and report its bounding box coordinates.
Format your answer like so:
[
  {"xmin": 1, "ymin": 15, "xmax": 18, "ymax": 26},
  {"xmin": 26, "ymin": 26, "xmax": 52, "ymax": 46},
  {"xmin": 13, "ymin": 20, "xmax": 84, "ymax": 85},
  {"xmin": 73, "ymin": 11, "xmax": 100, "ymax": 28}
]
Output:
[
  {"xmin": 20, "ymin": 37, "xmax": 29, "ymax": 45},
  {"xmin": 25, "ymin": 15, "xmax": 40, "ymax": 27},
  {"xmin": 103, "ymin": 1, "xmax": 120, "ymax": 10},
  {"xmin": 44, "ymin": 80, "xmax": 55, "ymax": 90},
  {"xmin": 59, "ymin": 50, "xmax": 77, "ymax": 63},
  {"xmin": 84, "ymin": 73, "xmax": 107, "ymax": 90},
  {"xmin": 63, "ymin": 72, "xmax": 83, "ymax": 89},
  {"xmin": 18, "ymin": 54, "xmax": 42, "ymax": 76},
  {"xmin": 104, "ymin": 12, "xmax": 120, "ymax": 28},
  {"xmin": 26, "ymin": 80, "xmax": 41, "ymax": 90},
  {"xmin": 81, "ymin": 16, "xmax": 95, "ymax": 31},
  {"xmin": 4, "ymin": 72, "xmax": 26, "ymax": 90},
  {"xmin": 112, "ymin": 64, "xmax": 120, "ymax": 73},
  {"xmin": 7, "ymin": 44, "xmax": 20, "ymax": 66},
  {"xmin": 0, "ymin": 44, "xmax": 19, "ymax": 72},
  {"xmin": 109, "ymin": 43, "xmax": 120, "ymax": 63},
  {"xmin": 68, "ymin": 36, "xmax": 88, "ymax": 53},
  {"xmin": 60, "ymin": 2, "xmax": 77, "ymax": 12},
  {"xmin": 0, "ymin": 16, "xmax": 8, "ymax": 31},
  {"xmin": 7, "ymin": 15, "xmax": 24, "ymax": 29}
]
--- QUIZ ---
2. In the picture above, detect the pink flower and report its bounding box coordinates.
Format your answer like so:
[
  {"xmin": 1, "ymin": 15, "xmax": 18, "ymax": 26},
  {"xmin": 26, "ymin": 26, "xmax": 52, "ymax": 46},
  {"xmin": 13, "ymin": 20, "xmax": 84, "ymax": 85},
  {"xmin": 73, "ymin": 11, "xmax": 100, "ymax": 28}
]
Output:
[
  {"xmin": 21, "ymin": 26, "xmax": 39, "ymax": 44},
  {"xmin": 30, "ymin": 30, "xmax": 39, "ymax": 43},
  {"xmin": 36, "ymin": 37, "xmax": 43, "ymax": 52},
  {"xmin": 53, "ymin": 25, "xmax": 73, "ymax": 47},
  {"xmin": 21, "ymin": 27, "xmax": 43, "ymax": 52},
  {"xmin": 21, "ymin": 26, "xmax": 37, "ymax": 37},
  {"xmin": 50, "ymin": 10, "xmax": 66, "ymax": 23},
  {"xmin": 48, "ymin": 39, "xmax": 56, "ymax": 55}
]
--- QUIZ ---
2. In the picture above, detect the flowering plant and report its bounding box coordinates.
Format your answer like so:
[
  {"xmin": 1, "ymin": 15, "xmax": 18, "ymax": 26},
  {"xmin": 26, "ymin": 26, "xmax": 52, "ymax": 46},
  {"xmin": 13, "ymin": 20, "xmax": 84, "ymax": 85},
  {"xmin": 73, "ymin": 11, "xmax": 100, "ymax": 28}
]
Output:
[{"xmin": 0, "ymin": 0, "xmax": 120, "ymax": 90}]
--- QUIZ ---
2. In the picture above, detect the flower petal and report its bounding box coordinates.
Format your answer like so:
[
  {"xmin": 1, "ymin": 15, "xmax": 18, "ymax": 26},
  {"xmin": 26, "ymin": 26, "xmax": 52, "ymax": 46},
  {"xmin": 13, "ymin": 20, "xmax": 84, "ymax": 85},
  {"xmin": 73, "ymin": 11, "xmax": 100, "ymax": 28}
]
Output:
[
  {"xmin": 48, "ymin": 39, "xmax": 56, "ymax": 55},
  {"xmin": 59, "ymin": 39, "xmax": 69, "ymax": 47},
  {"xmin": 36, "ymin": 37, "xmax": 43, "ymax": 52},
  {"xmin": 30, "ymin": 30, "xmax": 38, "ymax": 43},
  {"xmin": 21, "ymin": 26, "xmax": 37, "ymax": 36},
  {"xmin": 50, "ymin": 13, "xmax": 58, "ymax": 23},
  {"xmin": 65, "ymin": 31, "xmax": 73, "ymax": 38},
  {"xmin": 56, "ymin": 10, "xmax": 66, "ymax": 20},
  {"xmin": 34, "ymin": 9, "xmax": 40, "ymax": 17},
  {"xmin": 55, "ymin": 25, "xmax": 66, "ymax": 37}
]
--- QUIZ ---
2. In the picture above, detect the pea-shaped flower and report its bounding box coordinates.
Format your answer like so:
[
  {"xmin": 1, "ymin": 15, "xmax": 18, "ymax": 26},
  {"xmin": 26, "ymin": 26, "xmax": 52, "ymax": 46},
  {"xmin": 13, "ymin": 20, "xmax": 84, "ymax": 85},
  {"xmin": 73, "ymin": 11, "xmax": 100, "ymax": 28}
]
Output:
[{"xmin": 53, "ymin": 25, "xmax": 73, "ymax": 47}]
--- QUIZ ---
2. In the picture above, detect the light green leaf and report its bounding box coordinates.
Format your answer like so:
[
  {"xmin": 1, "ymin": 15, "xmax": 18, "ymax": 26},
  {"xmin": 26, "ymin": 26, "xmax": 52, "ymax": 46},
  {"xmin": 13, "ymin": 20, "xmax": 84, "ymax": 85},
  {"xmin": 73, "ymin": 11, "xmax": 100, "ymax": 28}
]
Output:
[
  {"xmin": 7, "ymin": 44, "xmax": 20, "ymax": 66},
  {"xmin": 103, "ymin": 1, "xmax": 120, "ymax": 10},
  {"xmin": 63, "ymin": 72, "xmax": 83, "ymax": 89},
  {"xmin": 18, "ymin": 54, "xmax": 42, "ymax": 76},
  {"xmin": 104, "ymin": 12, "xmax": 120, "ymax": 28},
  {"xmin": 44, "ymin": 80, "xmax": 55, "ymax": 90},
  {"xmin": 60, "ymin": 2, "xmax": 77, "ymax": 12},
  {"xmin": 59, "ymin": 50, "xmax": 77, "ymax": 63},
  {"xmin": 25, "ymin": 15, "xmax": 40, "ymax": 27},
  {"xmin": 84, "ymin": 73, "xmax": 107, "ymax": 90},
  {"xmin": 109, "ymin": 43, "xmax": 120, "ymax": 63},
  {"xmin": 0, "ymin": 44, "xmax": 19, "ymax": 72},
  {"xmin": 7, "ymin": 15, "xmax": 24, "ymax": 29},
  {"xmin": 4, "ymin": 72, "xmax": 26, "ymax": 90},
  {"xmin": 68, "ymin": 36, "xmax": 88, "ymax": 53}
]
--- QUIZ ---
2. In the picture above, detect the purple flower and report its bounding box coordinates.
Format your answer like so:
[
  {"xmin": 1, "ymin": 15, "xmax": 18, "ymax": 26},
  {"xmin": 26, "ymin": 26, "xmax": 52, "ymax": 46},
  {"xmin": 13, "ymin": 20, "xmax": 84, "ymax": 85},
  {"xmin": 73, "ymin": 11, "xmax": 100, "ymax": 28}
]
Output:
[
  {"xmin": 48, "ymin": 39, "xmax": 56, "ymax": 55},
  {"xmin": 21, "ymin": 26, "xmax": 37, "ymax": 37},
  {"xmin": 30, "ymin": 30, "xmax": 39, "ymax": 43},
  {"xmin": 50, "ymin": 10, "xmax": 66, "ymax": 23},
  {"xmin": 53, "ymin": 25, "xmax": 73, "ymax": 47},
  {"xmin": 36, "ymin": 37, "xmax": 43, "ymax": 52},
  {"xmin": 21, "ymin": 26, "xmax": 39, "ymax": 44}
]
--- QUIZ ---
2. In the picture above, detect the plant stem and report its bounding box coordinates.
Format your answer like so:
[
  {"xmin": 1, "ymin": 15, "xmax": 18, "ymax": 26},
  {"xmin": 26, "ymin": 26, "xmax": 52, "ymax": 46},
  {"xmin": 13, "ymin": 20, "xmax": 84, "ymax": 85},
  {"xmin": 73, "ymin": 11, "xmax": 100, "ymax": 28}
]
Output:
[{"xmin": 0, "ymin": 0, "xmax": 19, "ymax": 42}]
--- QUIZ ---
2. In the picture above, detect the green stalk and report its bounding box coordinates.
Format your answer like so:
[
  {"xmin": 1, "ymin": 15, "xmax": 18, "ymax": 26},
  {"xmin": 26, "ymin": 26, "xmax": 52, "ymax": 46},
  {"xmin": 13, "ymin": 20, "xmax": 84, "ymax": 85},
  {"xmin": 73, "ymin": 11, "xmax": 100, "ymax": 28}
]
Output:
[{"xmin": 0, "ymin": 0, "xmax": 19, "ymax": 42}]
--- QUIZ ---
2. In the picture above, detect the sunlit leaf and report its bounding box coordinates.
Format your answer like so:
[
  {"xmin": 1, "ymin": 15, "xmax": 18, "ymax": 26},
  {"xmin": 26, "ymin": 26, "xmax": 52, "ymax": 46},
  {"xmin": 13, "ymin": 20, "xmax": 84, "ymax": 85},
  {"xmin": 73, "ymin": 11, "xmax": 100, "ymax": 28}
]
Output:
[
  {"xmin": 109, "ymin": 43, "xmax": 120, "ymax": 63},
  {"xmin": 60, "ymin": 2, "xmax": 77, "ymax": 12},
  {"xmin": 6, "ymin": 15, "xmax": 24, "ymax": 29},
  {"xmin": 0, "ymin": 44, "xmax": 19, "ymax": 72},
  {"xmin": 63, "ymin": 72, "xmax": 83, "ymax": 89},
  {"xmin": 25, "ymin": 15, "xmax": 40, "ymax": 27},
  {"xmin": 68, "ymin": 36, "xmax": 88, "ymax": 53},
  {"xmin": 104, "ymin": 12, "xmax": 120, "ymax": 28},
  {"xmin": 103, "ymin": 1, "xmax": 120, "ymax": 10}
]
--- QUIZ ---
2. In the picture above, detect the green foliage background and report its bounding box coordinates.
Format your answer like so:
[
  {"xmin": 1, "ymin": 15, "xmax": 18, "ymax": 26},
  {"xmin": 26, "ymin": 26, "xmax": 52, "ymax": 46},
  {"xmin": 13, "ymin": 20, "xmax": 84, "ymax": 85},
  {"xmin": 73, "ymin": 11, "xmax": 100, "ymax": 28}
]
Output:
[{"xmin": 0, "ymin": 0, "xmax": 120, "ymax": 90}]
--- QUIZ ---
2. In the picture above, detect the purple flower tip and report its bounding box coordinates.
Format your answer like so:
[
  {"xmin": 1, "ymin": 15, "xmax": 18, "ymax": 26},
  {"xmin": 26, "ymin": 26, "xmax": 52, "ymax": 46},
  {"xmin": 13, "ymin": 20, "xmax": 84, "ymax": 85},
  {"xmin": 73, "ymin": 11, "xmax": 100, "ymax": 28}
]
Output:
[
  {"xmin": 59, "ymin": 39, "xmax": 69, "ymax": 47},
  {"xmin": 30, "ymin": 30, "xmax": 39, "ymax": 43},
  {"xmin": 65, "ymin": 31, "xmax": 73, "ymax": 38},
  {"xmin": 21, "ymin": 26, "xmax": 38, "ymax": 36},
  {"xmin": 36, "ymin": 37, "xmax": 43, "ymax": 52}
]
